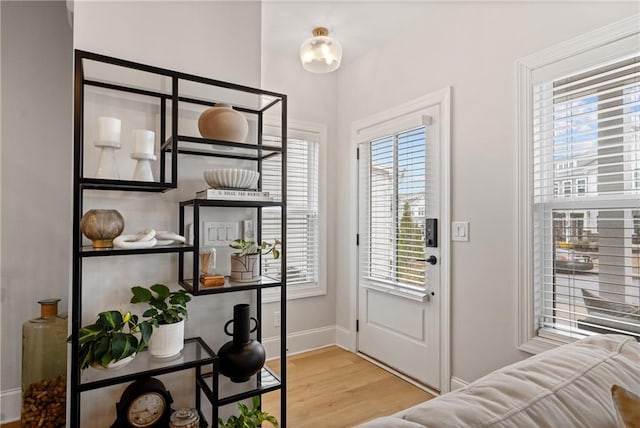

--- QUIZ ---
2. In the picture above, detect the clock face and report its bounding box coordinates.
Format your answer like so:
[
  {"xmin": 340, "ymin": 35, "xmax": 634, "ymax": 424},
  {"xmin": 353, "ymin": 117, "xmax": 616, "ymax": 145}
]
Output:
[{"xmin": 126, "ymin": 392, "xmax": 166, "ymax": 427}]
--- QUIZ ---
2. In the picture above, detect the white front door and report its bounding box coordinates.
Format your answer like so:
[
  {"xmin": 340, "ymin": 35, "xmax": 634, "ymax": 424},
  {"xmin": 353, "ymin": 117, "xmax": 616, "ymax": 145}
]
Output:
[{"xmin": 355, "ymin": 93, "xmax": 448, "ymax": 391}]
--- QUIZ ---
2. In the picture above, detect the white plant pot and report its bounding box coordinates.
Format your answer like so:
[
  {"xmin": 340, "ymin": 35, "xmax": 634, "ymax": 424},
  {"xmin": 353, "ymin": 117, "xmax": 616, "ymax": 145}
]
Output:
[
  {"xmin": 230, "ymin": 255, "xmax": 260, "ymax": 283},
  {"xmin": 148, "ymin": 320, "xmax": 184, "ymax": 358}
]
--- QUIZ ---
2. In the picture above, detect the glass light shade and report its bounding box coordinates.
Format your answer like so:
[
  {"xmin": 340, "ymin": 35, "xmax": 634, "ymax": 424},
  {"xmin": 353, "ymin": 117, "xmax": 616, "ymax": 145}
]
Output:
[{"xmin": 300, "ymin": 29, "xmax": 342, "ymax": 73}]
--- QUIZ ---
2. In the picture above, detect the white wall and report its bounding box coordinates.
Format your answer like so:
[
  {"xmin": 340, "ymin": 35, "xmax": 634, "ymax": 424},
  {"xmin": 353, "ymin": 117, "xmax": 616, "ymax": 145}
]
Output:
[
  {"xmin": 260, "ymin": 51, "xmax": 338, "ymax": 351},
  {"xmin": 333, "ymin": 1, "xmax": 639, "ymax": 384},
  {"xmin": 1, "ymin": 1, "xmax": 73, "ymax": 422}
]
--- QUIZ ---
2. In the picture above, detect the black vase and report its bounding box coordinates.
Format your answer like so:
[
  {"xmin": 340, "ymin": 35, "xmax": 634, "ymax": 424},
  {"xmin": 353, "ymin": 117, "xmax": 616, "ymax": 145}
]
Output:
[{"xmin": 218, "ymin": 304, "xmax": 266, "ymax": 383}]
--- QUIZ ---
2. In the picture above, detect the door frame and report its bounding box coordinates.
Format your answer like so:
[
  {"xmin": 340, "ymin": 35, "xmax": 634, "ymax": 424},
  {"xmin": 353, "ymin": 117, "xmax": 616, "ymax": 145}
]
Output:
[{"xmin": 350, "ymin": 88, "xmax": 451, "ymax": 393}]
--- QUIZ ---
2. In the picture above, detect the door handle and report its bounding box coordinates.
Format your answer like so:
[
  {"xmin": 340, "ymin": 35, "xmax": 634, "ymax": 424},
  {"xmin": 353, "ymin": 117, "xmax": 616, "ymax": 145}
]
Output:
[{"xmin": 417, "ymin": 256, "xmax": 437, "ymax": 265}]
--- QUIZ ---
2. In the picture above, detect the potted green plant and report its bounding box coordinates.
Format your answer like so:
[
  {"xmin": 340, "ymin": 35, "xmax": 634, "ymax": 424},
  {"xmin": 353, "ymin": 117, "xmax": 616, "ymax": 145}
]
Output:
[
  {"xmin": 73, "ymin": 310, "xmax": 152, "ymax": 370},
  {"xmin": 130, "ymin": 283, "xmax": 191, "ymax": 358},
  {"xmin": 229, "ymin": 239, "xmax": 280, "ymax": 283},
  {"xmin": 218, "ymin": 396, "xmax": 279, "ymax": 428}
]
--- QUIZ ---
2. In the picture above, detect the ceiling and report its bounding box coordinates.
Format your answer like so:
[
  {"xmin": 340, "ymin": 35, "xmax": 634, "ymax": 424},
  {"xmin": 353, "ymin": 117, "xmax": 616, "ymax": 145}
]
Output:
[{"xmin": 262, "ymin": 1, "xmax": 434, "ymax": 64}]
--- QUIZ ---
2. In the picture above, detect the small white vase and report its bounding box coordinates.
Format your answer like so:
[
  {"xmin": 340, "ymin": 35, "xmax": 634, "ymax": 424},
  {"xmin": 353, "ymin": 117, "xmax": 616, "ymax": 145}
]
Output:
[
  {"xmin": 197, "ymin": 103, "xmax": 249, "ymax": 143},
  {"xmin": 230, "ymin": 255, "xmax": 260, "ymax": 283},
  {"xmin": 148, "ymin": 320, "xmax": 184, "ymax": 358}
]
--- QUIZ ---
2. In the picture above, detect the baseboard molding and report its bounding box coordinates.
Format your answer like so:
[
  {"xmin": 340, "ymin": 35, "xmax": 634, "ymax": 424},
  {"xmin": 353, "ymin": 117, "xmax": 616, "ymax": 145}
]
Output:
[
  {"xmin": 1, "ymin": 388, "xmax": 21, "ymax": 423},
  {"xmin": 263, "ymin": 325, "xmax": 337, "ymax": 359},
  {"xmin": 335, "ymin": 325, "xmax": 353, "ymax": 351},
  {"xmin": 450, "ymin": 376, "xmax": 469, "ymax": 391}
]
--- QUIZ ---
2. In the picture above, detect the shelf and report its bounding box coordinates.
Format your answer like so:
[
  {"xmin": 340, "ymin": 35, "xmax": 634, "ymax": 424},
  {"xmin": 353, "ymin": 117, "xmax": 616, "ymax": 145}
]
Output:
[
  {"xmin": 163, "ymin": 135, "xmax": 282, "ymax": 161},
  {"xmin": 79, "ymin": 337, "xmax": 216, "ymax": 392},
  {"xmin": 73, "ymin": 50, "xmax": 287, "ymax": 428},
  {"xmin": 80, "ymin": 243, "xmax": 194, "ymax": 257},
  {"xmin": 180, "ymin": 199, "xmax": 283, "ymax": 208},
  {"xmin": 80, "ymin": 178, "xmax": 176, "ymax": 192},
  {"xmin": 180, "ymin": 276, "xmax": 282, "ymax": 295},
  {"xmin": 200, "ymin": 366, "xmax": 281, "ymax": 407}
]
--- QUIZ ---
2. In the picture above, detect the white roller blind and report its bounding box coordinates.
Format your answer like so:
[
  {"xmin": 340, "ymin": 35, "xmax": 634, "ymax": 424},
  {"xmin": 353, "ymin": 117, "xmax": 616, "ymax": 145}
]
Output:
[
  {"xmin": 359, "ymin": 127, "xmax": 427, "ymax": 289},
  {"xmin": 262, "ymin": 136, "xmax": 319, "ymax": 286},
  {"xmin": 532, "ymin": 54, "xmax": 640, "ymax": 339}
]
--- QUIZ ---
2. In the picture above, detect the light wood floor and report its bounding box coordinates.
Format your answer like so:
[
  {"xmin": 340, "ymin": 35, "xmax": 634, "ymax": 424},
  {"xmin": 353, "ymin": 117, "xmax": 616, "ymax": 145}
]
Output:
[
  {"xmin": 1, "ymin": 346, "xmax": 433, "ymax": 428},
  {"xmin": 263, "ymin": 346, "xmax": 433, "ymax": 427}
]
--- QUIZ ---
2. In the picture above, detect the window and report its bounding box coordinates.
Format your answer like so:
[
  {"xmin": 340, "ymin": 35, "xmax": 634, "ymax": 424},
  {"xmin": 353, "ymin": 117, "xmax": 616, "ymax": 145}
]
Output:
[
  {"xmin": 359, "ymin": 127, "xmax": 427, "ymax": 289},
  {"xmin": 261, "ymin": 120, "xmax": 326, "ymax": 301},
  {"xmin": 518, "ymin": 16, "xmax": 640, "ymax": 350}
]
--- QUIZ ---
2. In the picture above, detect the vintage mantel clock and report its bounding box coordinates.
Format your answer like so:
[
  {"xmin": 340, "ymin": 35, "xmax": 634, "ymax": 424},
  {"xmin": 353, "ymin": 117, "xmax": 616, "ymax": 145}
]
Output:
[{"xmin": 111, "ymin": 377, "xmax": 173, "ymax": 428}]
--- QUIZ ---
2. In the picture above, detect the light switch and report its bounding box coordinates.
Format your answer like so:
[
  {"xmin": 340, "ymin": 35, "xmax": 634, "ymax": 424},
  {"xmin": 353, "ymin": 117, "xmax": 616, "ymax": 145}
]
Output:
[
  {"xmin": 208, "ymin": 227, "xmax": 217, "ymax": 242},
  {"xmin": 452, "ymin": 221, "xmax": 470, "ymax": 242},
  {"xmin": 202, "ymin": 221, "xmax": 240, "ymax": 246},
  {"xmin": 217, "ymin": 227, "xmax": 226, "ymax": 241}
]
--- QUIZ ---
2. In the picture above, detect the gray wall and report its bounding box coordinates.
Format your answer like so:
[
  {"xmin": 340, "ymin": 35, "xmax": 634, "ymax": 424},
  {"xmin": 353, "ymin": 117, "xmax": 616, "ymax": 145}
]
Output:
[{"xmin": 1, "ymin": 1, "xmax": 72, "ymax": 421}]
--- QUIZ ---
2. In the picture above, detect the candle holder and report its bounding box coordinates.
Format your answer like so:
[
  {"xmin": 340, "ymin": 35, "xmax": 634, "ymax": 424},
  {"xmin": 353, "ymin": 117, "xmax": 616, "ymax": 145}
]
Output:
[
  {"xmin": 131, "ymin": 129, "xmax": 156, "ymax": 182},
  {"xmin": 94, "ymin": 117, "xmax": 121, "ymax": 179}
]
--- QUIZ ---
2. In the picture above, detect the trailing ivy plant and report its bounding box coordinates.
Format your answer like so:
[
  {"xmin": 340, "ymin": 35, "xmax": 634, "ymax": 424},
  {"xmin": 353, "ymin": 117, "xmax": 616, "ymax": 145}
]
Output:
[
  {"xmin": 71, "ymin": 310, "xmax": 152, "ymax": 369},
  {"xmin": 130, "ymin": 283, "xmax": 191, "ymax": 326},
  {"xmin": 218, "ymin": 396, "xmax": 279, "ymax": 428}
]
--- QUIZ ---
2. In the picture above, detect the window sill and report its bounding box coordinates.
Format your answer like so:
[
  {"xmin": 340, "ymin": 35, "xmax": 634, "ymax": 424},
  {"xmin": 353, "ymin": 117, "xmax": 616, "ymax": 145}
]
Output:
[
  {"xmin": 518, "ymin": 329, "xmax": 579, "ymax": 355},
  {"xmin": 262, "ymin": 281, "xmax": 326, "ymax": 303}
]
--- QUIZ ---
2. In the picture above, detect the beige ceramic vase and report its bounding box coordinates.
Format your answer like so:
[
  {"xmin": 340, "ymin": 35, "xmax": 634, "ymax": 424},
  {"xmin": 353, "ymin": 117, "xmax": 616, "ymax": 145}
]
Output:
[
  {"xmin": 197, "ymin": 103, "xmax": 249, "ymax": 143},
  {"xmin": 79, "ymin": 209, "xmax": 125, "ymax": 248}
]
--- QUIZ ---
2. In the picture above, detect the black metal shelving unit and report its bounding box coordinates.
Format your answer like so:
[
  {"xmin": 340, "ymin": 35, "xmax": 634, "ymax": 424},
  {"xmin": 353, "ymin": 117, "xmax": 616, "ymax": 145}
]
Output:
[{"xmin": 72, "ymin": 50, "xmax": 288, "ymax": 427}]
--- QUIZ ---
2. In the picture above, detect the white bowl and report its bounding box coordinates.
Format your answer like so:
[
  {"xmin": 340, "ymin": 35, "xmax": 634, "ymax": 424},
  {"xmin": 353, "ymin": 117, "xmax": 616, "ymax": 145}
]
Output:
[{"xmin": 204, "ymin": 169, "xmax": 260, "ymax": 190}]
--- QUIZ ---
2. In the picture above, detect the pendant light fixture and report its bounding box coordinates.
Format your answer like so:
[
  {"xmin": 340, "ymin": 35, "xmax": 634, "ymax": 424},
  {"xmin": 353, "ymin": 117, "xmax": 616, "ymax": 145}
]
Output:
[{"xmin": 300, "ymin": 27, "xmax": 343, "ymax": 73}]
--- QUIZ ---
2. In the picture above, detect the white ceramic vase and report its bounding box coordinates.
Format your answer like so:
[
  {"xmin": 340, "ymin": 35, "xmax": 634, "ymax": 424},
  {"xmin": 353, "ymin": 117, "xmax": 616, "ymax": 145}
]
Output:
[
  {"xmin": 148, "ymin": 319, "xmax": 184, "ymax": 358},
  {"xmin": 230, "ymin": 255, "xmax": 260, "ymax": 283},
  {"xmin": 197, "ymin": 103, "xmax": 249, "ymax": 143}
]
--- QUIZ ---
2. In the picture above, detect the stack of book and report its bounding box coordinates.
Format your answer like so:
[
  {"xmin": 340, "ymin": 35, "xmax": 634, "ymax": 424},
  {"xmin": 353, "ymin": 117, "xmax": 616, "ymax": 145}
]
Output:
[{"xmin": 195, "ymin": 188, "xmax": 273, "ymax": 201}]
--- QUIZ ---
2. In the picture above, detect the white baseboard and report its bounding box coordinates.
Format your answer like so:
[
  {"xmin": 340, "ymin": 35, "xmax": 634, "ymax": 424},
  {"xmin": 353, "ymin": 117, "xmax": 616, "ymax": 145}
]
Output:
[
  {"xmin": 335, "ymin": 325, "xmax": 353, "ymax": 351},
  {"xmin": 1, "ymin": 387, "xmax": 21, "ymax": 423},
  {"xmin": 263, "ymin": 325, "xmax": 337, "ymax": 359},
  {"xmin": 450, "ymin": 376, "xmax": 469, "ymax": 391}
]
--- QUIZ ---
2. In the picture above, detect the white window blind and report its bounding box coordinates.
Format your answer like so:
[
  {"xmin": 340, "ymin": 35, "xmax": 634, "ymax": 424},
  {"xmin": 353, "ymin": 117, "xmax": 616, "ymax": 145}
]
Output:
[
  {"xmin": 533, "ymin": 54, "xmax": 640, "ymax": 339},
  {"xmin": 262, "ymin": 136, "xmax": 319, "ymax": 286},
  {"xmin": 359, "ymin": 127, "xmax": 427, "ymax": 289}
]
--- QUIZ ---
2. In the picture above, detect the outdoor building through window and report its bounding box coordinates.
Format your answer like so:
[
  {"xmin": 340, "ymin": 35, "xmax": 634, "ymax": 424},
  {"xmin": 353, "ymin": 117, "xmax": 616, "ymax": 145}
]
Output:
[
  {"xmin": 359, "ymin": 127, "xmax": 427, "ymax": 289},
  {"xmin": 531, "ymin": 53, "xmax": 640, "ymax": 340}
]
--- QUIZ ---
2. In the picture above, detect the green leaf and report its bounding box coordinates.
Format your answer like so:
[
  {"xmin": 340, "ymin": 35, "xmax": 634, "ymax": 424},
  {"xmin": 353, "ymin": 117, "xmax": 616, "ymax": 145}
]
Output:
[
  {"xmin": 251, "ymin": 396, "xmax": 260, "ymax": 410},
  {"xmin": 130, "ymin": 286, "xmax": 153, "ymax": 303},
  {"xmin": 151, "ymin": 298, "xmax": 168, "ymax": 311},
  {"xmin": 111, "ymin": 332, "xmax": 138, "ymax": 361},
  {"xmin": 143, "ymin": 308, "xmax": 158, "ymax": 318},
  {"xmin": 78, "ymin": 342, "xmax": 94, "ymax": 370},
  {"xmin": 272, "ymin": 249, "xmax": 280, "ymax": 260},
  {"xmin": 99, "ymin": 350, "xmax": 114, "ymax": 367},
  {"xmin": 98, "ymin": 310, "xmax": 123, "ymax": 331},
  {"xmin": 78, "ymin": 323, "xmax": 104, "ymax": 345},
  {"xmin": 166, "ymin": 309, "xmax": 179, "ymax": 322},
  {"xmin": 139, "ymin": 321, "xmax": 153, "ymax": 347},
  {"xmin": 93, "ymin": 336, "xmax": 110, "ymax": 363},
  {"xmin": 150, "ymin": 283, "xmax": 170, "ymax": 299}
]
